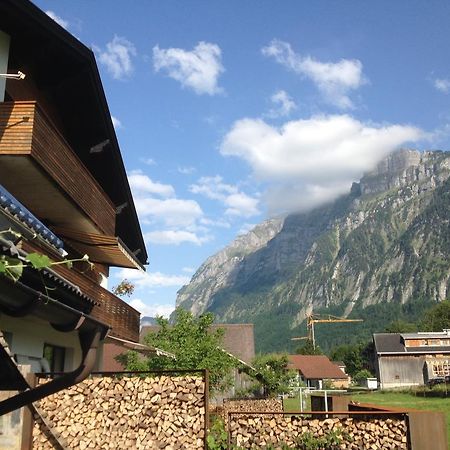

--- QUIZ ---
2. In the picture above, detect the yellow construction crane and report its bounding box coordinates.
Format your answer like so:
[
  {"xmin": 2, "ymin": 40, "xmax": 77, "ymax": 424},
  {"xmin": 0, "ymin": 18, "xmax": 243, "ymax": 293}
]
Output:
[{"xmin": 291, "ymin": 313, "xmax": 363, "ymax": 349}]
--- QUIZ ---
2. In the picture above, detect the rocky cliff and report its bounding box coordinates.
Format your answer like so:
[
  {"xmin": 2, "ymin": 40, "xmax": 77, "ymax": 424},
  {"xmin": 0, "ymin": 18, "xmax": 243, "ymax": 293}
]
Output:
[{"xmin": 176, "ymin": 149, "xmax": 450, "ymax": 351}]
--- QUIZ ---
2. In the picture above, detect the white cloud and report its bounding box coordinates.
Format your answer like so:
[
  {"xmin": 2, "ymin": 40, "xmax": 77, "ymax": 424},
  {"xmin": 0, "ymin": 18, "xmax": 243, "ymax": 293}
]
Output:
[
  {"xmin": 267, "ymin": 90, "xmax": 296, "ymax": 118},
  {"xmin": 135, "ymin": 197, "xmax": 203, "ymax": 227},
  {"xmin": 221, "ymin": 115, "xmax": 423, "ymax": 213},
  {"xmin": 178, "ymin": 166, "xmax": 196, "ymax": 175},
  {"xmin": 434, "ymin": 78, "xmax": 450, "ymax": 94},
  {"xmin": 141, "ymin": 158, "xmax": 156, "ymax": 166},
  {"xmin": 182, "ymin": 267, "xmax": 195, "ymax": 273},
  {"xmin": 116, "ymin": 268, "xmax": 190, "ymax": 288},
  {"xmin": 128, "ymin": 299, "xmax": 175, "ymax": 318},
  {"xmin": 111, "ymin": 115, "xmax": 122, "ymax": 130},
  {"xmin": 98, "ymin": 35, "xmax": 136, "ymax": 80},
  {"xmin": 200, "ymin": 217, "xmax": 231, "ymax": 228},
  {"xmin": 190, "ymin": 175, "xmax": 236, "ymax": 200},
  {"xmin": 46, "ymin": 11, "xmax": 69, "ymax": 29},
  {"xmin": 128, "ymin": 171, "xmax": 175, "ymax": 198},
  {"xmin": 144, "ymin": 230, "xmax": 211, "ymax": 246},
  {"xmin": 128, "ymin": 170, "xmax": 210, "ymax": 246},
  {"xmin": 190, "ymin": 176, "xmax": 260, "ymax": 218},
  {"xmin": 224, "ymin": 193, "xmax": 260, "ymax": 217},
  {"xmin": 153, "ymin": 41, "xmax": 224, "ymax": 95},
  {"xmin": 262, "ymin": 39, "xmax": 365, "ymax": 109}
]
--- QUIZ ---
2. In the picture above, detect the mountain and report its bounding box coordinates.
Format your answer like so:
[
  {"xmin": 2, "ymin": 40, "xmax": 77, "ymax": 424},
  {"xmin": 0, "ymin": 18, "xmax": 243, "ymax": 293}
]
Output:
[
  {"xmin": 176, "ymin": 149, "xmax": 450, "ymax": 352},
  {"xmin": 141, "ymin": 316, "xmax": 158, "ymax": 326}
]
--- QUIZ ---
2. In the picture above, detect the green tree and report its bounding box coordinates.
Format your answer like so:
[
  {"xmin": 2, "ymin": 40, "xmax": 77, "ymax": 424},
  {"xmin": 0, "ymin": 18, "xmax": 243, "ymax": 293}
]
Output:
[
  {"xmin": 419, "ymin": 300, "xmax": 450, "ymax": 331},
  {"xmin": 384, "ymin": 319, "xmax": 417, "ymax": 333},
  {"xmin": 295, "ymin": 339, "xmax": 323, "ymax": 355},
  {"xmin": 250, "ymin": 353, "xmax": 295, "ymax": 397},
  {"xmin": 121, "ymin": 307, "xmax": 235, "ymax": 392},
  {"xmin": 329, "ymin": 342, "xmax": 374, "ymax": 377}
]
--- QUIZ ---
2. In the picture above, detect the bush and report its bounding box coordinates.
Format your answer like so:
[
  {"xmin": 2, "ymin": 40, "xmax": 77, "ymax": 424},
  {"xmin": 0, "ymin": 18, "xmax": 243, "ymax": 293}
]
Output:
[{"xmin": 352, "ymin": 369, "xmax": 373, "ymax": 386}]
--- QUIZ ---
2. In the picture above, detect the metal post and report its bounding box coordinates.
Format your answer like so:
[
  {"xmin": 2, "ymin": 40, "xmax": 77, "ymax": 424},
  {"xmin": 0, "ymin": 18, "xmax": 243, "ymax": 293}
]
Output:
[
  {"xmin": 299, "ymin": 387, "xmax": 303, "ymax": 413},
  {"xmin": 203, "ymin": 369, "xmax": 209, "ymax": 450}
]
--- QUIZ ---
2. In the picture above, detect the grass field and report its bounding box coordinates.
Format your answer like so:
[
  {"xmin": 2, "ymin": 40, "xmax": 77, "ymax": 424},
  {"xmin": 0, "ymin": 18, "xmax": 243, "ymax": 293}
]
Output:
[
  {"xmin": 351, "ymin": 391, "xmax": 450, "ymax": 448},
  {"xmin": 284, "ymin": 390, "xmax": 449, "ymax": 448}
]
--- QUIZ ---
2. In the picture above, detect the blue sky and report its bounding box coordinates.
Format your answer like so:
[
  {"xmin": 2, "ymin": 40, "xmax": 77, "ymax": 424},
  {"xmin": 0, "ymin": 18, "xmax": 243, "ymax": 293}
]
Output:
[{"xmin": 34, "ymin": 0, "xmax": 450, "ymax": 318}]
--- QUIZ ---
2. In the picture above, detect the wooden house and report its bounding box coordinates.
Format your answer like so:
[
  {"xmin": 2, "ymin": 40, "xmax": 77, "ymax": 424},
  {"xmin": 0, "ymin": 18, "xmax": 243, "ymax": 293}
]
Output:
[
  {"xmin": 374, "ymin": 330, "xmax": 450, "ymax": 389},
  {"xmin": 288, "ymin": 355, "xmax": 349, "ymax": 389},
  {"xmin": 0, "ymin": 0, "xmax": 148, "ymax": 417}
]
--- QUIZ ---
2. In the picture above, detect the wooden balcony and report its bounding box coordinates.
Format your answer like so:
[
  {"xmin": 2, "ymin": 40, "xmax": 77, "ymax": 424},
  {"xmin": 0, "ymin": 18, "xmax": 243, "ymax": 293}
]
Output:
[
  {"xmin": 53, "ymin": 265, "xmax": 140, "ymax": 342},
  {"xmin": 21, "ymin": 239, "xmax": 140, "ymax": 343},
  {"xmin": 0, "ymin": 101, "xmax": 115, "ymax": 236}
]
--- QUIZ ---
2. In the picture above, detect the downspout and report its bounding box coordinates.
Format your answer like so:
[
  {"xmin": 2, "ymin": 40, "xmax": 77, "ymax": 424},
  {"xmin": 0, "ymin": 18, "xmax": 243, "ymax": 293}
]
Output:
[{"xmin": 0, "ymin": 327, "xmax": 102, "ymax": 416}]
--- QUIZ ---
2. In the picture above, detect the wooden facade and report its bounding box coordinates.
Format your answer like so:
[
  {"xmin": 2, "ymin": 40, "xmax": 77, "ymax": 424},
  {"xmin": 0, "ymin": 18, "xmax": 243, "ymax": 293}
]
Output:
[
  {"xmin": 0, "ymin": 0, "xmax": 147, "ymax": 352},
  {"xmin": 0, "ymin": 101, "xmax": 115, "ymax": 236},
  {"xmin": 374, "ymin": 332, "xmax": 450, "ymax": 388}
]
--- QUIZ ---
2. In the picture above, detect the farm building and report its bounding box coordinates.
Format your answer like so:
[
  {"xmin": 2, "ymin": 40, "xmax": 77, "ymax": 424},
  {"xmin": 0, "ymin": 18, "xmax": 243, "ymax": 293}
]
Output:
[{"xmin": 373, "ymin": 330, "xmax": 450, "ymax": 389}]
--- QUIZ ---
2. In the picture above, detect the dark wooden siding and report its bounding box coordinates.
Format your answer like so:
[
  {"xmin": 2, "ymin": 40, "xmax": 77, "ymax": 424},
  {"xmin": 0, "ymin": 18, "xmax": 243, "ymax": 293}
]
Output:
[
  {"xmin": 0, "ymin": 101, "xmax": 115, "ymax": 235},
  {"xmin": 21, "ymin": 239, "xmax": 140, "ymax": 343}
]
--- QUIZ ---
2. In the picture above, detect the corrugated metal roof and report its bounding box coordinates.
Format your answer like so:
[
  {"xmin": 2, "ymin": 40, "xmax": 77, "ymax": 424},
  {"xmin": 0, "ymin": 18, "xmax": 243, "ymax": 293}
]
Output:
[
  {"xmin": 0, "ymin": 184, "xmax": 64, "ymax": 251},
  {"xmin": 401, "ymin": 331, "xmax": 450, "ymax": 339},
  {"xmin": 288, "ymin": 355, "xmax": 347, "ymax": 379}
]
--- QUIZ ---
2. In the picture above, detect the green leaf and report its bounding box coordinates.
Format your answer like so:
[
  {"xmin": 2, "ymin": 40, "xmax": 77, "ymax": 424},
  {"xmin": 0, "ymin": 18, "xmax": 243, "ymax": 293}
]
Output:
[
  {"xmin": 0, "ymin": 258, "xmax": 8, "ymax": 273},
  {"xmin": 25, "ymin": 253, "xmax": 53, "ymax": 269},
  {"xmin": 0, "ymin": 256, "xmax": 23, "ymax": 281}
]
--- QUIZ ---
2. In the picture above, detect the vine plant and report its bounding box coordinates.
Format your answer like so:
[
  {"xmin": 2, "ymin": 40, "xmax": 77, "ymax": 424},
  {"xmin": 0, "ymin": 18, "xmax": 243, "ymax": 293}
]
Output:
[{"xmin": 0, "ymin": 228, "xmax": 92, "ymax": 282}]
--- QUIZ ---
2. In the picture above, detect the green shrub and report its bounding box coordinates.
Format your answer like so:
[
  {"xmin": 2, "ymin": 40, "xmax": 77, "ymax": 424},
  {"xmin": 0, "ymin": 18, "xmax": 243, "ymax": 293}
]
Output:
[{"xmin": 207, "ymin": 418, "xmax": 228, "ymax": 450}]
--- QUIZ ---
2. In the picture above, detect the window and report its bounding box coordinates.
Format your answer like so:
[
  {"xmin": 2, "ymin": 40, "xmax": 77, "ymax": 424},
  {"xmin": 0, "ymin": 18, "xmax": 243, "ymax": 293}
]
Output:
[
  {"xmin": 431, "ymin": 360, "xmax": 450, "ymax": 377},
  {"xmin": 43, "ymin": 343, "xmax": 66, "ymax": 373}
]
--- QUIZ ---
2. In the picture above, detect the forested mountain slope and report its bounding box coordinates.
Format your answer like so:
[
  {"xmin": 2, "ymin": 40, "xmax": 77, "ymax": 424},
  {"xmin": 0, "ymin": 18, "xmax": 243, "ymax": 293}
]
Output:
[{"xmin": 177, "ymin": 150, "xmax": 450, "ymax": 352}]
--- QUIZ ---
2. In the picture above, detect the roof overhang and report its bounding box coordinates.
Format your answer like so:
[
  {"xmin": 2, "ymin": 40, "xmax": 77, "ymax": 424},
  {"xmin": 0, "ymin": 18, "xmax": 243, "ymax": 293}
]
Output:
[
  {"xmin": 0, "ymin": 0, "xmax": 148, "ymax": 266},
  {"xmin": 378, "ymin": 351, "xmax": 450, "ymax": 356},
  {"xmin": 52, "ymin": 227, "xmax": 145, "ymax": 271},
  {"xmin": 105, "ymin": 335, "xmax": 175, "ymax": 359}
]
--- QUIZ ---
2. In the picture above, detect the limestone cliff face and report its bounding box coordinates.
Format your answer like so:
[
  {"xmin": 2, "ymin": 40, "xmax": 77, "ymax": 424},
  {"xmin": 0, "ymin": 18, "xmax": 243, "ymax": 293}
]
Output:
[
  {"xmin": 176, "ymin": 150, "xmax": 450, "ymax": 351},
  {"xmin": 176, "ymin": 217, "xmax": 284, "ymax": 315}
]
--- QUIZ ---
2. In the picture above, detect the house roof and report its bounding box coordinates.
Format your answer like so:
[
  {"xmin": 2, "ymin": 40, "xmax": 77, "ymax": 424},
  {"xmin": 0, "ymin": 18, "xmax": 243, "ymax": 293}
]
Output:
[
  {"xmin": 406, "ymin": 346, "xmax": 450, "ymax": 353},
  {"xmin": 210, "ymin": 324, "xmax": 255, "ymax": 364},
  {"xmin": 0, "ymin": 184, "xmax": 63, "ymax": 251},
  {"xmin": 332, "ymin": 360, "xmax": 346, "ymax": 367},
  {"xmin": 401, "ymin": 331, "xmax": 450, "ymax": 340},
  {"xmin": 373, "ymin": 333, "xmax": 405, "ymax": 353},
  {"xmin": 374, "ymin": 332, "xmax": 450, "ymax": 355},
  {"xmin": 288, "ymin": 355, "xmax": 347, "ymax": 379},
  {"xmin": 0, "ymin": 0, "xmax": 147, "ymax": 265}
]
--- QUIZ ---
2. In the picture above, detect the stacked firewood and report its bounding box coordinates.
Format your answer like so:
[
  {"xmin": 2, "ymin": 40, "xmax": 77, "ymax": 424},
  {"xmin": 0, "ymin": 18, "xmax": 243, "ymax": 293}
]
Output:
[
  {"xmin": 32, "ymin": 375, "xmax": 206, "ymax": 449},
  {"xmin": 220, "ymin": 398, "xmax": 283, "ymax": 423},
  {"xmin": 229, "ymin": 415, "xmax": 408, "ymax": 449}
]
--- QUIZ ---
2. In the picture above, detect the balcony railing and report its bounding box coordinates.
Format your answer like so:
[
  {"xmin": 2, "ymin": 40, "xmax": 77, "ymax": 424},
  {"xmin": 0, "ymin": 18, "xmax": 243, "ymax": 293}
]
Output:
[
  {"xmin": 53, "ymin": 262, "xmax": 140, "ymax": 343},
  {"xmin": 21, "ymin": 239, "xmax": 140, "ymax": 342},
  {"xmin": 0, "ymin": 101, "xmax": 115, "ymax": 236}
]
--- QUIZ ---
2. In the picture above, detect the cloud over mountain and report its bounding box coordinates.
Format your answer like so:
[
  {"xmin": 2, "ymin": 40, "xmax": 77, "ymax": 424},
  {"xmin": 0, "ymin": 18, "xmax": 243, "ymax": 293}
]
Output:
[{"xmin": 221, "ymin": 115, "xmax": 423, "ymax": 213}]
